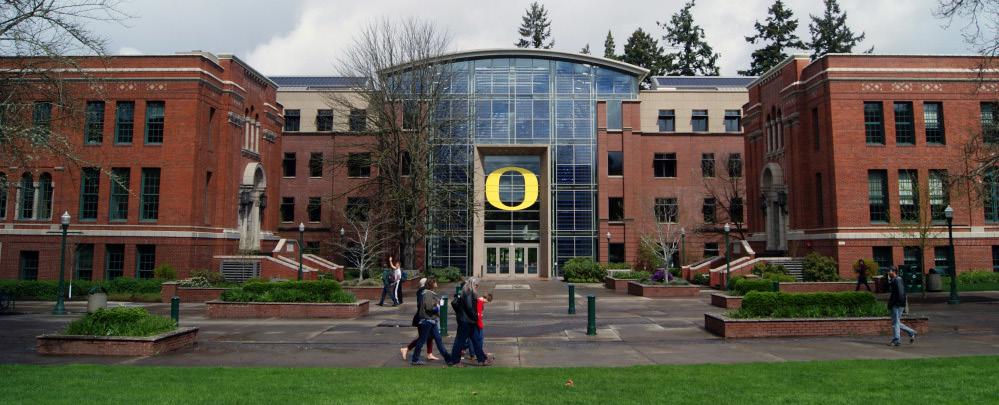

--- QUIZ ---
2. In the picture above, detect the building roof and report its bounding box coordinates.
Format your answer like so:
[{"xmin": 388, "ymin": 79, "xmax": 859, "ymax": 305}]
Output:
[
  {"xmin": 268, "ymin": 76, "xmax": 366, "ymax": 89},
  {"xmin": 652, "ymin": 76, "xmax": 756, "ymax": 90},
  {"xmin": 382, "ymin": 48, "xmax": 650, "ymax": 81}
]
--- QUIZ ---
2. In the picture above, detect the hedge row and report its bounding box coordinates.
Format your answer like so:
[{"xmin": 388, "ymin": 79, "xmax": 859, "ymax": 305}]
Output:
[
  {"xmin": 732, "ymin": 291, "xmax": 888, "ymax": 319},
  {"xmin": 958, "ymin": 271, "xmax": 999, "ymax": 285},
  {"xmin": 64, "ymin": 307, "xmax": 176, "ymax": 337},
  {"xmin": 220, "ymin": 280, "xmax": 355, "ymax": 303},
  {"xmin": 731, "ymin": 278, "xmax": 775, "ymax": 296},
  {"xmin": 0, "ymin": 279, "xmax": 165, "ymax": 300}
]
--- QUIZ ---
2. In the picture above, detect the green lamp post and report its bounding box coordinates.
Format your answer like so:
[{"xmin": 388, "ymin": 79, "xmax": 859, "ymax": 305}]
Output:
[
  {"xmin": 723, "ymin": 222, "xmax": 731, "ymax": 290},
  {"xmin": 944, "ymin": 206, "xmax": 959, "ymax": 304},
  {"xmin": 53, "ymin": 211, "xmax": 70, "ymax": 315},
  {"xmin": 298, "ymin": 222, "xmax": 305, "ymax": 281}
]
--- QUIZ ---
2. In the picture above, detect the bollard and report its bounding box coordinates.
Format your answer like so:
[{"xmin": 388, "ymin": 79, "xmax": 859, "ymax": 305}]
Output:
[
  {"xmin": 586, "ymin": 295, "xmax": 596, "ymax": 336},
  {"xmin": 568, "ymin": 284, "xmax": 576, "ymax": 314},
  {"xmin": 170, "ymin": 295, "xmax": 180, "ymax": 325},
  {"xmin": 772, "ymin": 281, "xmax": 780, "ymax": 292},
  {"xmin": 440, "ymin": 296, "xmax": 449, "ymax": 336}
]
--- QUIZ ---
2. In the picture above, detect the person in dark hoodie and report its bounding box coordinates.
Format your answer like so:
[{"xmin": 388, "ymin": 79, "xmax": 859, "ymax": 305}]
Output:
[
  {"xmin": 410, "ymin": 279, "xmax": 451, "ymax": 365},
  {"xmin": 448, "ymin": 277, "xmax": 492, "ymax": 366},
  {"xmin": 887, "ymin": 270, "xmax": 917, "ymax": 346}
]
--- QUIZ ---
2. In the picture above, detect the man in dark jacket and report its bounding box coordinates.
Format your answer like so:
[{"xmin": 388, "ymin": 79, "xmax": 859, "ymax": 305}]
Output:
[
  {"xmin": 887, "ymin": 270, "xmax": 916, "ymax": 346},
  {"xmin": 448, "ymin": 277, "xmax": 491, "ymax": 366},
  {"xmin": 855, "ymin": 259, "xmax": 871, "ymax": 291}
]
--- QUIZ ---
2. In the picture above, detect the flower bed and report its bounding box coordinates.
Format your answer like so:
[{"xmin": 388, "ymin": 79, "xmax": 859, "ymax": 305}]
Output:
[
  {"xmin": 704, "ymin": 313, "xmax": 929, "ymax": 338},
  {"xmin": 159, "ymin": 282, "xmax": 228, "ymax": 303},
  {"xmin": 206, "ymin": 300, "xmax": 369, "ymax": 319},
  {"xmin": 710, "ymin": 293, "xmax": 743, "ymax": 309},
  {"xmin": 627, "ymin": 281, "xmax": 700, "ymax": 298},
  {"xmin": 37, "ymin": 327, "xmax": 198, "ymax": 356}
]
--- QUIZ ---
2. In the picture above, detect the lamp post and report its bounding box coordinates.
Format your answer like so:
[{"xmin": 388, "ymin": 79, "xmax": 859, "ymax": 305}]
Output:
[
  {"xmin": 944, "ymin": 206, "xmax": 959, "ymax": 304},
  {"xmin": 297, "ymin": 222, "xmax": 305, "ymax": 281},
  {"xmin": 680, "ymin": 227, "xmax": 686, "ymax": 267},
  {"xmin": 605, "ymin": 231, "xmax": 612, "ymax": 262},
  {"xmin": 53, "ymin": 211, "xmax": 70, "ymax": 315},
  {"xmin": 723, "ymin": 223, "xmax": 731, "ymax": 289}
]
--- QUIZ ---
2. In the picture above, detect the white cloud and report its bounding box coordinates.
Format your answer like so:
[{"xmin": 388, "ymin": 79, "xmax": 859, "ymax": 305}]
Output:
[{"xmin": 116, "ymin": 46, "xmax": 144, "ymax": 55}]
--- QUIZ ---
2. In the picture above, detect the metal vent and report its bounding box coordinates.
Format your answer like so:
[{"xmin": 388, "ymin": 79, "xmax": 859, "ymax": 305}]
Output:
[{"xmin": 220, "ymin": 260, "xmax": 260, "ymax": 282}]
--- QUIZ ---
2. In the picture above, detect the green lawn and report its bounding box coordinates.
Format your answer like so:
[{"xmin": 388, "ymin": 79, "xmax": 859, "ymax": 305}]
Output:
[
  {"xmin": 943, "ymin": 278, "xmax": 999, "ymax": 292},
  {"xmin": 1, "ymin": 357, "xmax": 997, "ymax": 404}
]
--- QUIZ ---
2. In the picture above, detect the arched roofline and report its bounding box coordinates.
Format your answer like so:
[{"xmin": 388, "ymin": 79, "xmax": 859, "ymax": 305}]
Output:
[{"xmin": 382, "ymin": 48, "xmax": 649, "ymax": 82}]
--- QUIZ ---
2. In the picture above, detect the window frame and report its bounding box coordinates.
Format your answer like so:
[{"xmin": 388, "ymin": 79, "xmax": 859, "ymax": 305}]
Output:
[
  {"xmin": 608, "ymin": 197, "xmax": 625, "ymax": 222},
  {"xmin": 924, "ymin": 102, "xmax": 945, "ymax": 145},
  {"xmin": 868, "ymin": 170, "xmax": 889, "ymax": 223},
  {"xmin": 139, "ymin": 168, "xmax": 160, "ymax": 221},
  {"xmin": 654, "ymin": 197, "xmax": 678, "ymax": 223},
  {"xmin": 307, "ymin": 197, "xmax": 322, "ymax": 223},
  {"xmin": 283, "ymin": 109, "xmax": 301, "ymax": 132},
  {"xmin": 109, "ymin": 168, "xmax": 130, "ymax": 221},
  {"xmin": 348, "ymin": 153, "xmax": 372, "ymax": 178},
  {"xmin": 864, "ymin": 102, "xmax": 885, "ymax": 145},
  {"xmin": 143, "ymin": 101, "xmax": 165, "ymax": 145},
  {"xmin": 894, "ymin": 101, "xmax": 915, "ymax": 145},
  {"xmin": 316, "ymin": 109, "xmax": 334, "ymax": 132},
  {"xmin": 657, "ymin": 109, "xmax": 675, "ymax": 132},
  {"xmin": 280, "ymin": 197, "xmax": 295, "ymax": 223},
  {"xmin": 114, "ymin": 101, "xmax": 135, "ymax": 144},
  {"xmin": 136, "ymin": 244, "xmax": 156, "ymax": 279},
  {"xmin": 607, "ymin": 151, "xmax": 623, "ymax": 176},
  {"xmin": 79, "ymin": 167, "xmax": 100, "ymax": 221},
  {"xmin": 723, "ymin": 109, "xmax": 741, "ymax": 132},
  {"xmin": 308, "ymin": 152, "xmax": 323, "ymax": 178},
  {"xmin": 84, "ymin": 100, "xmax": 105, "ymax": 145},
  {"xmin": 653, "ymin": 153, "xmax": 677, "ymax": 178},
  {"xmin": 701, "ymin": 153, "xmax": 715, "ymax": 178},
  {"xmin": 282, "ymin": 152, "xmax": 297, "ymax": 178},
  {"xmin": 691, "ymin": 109, "xmax": 709, "ymax": 132}
]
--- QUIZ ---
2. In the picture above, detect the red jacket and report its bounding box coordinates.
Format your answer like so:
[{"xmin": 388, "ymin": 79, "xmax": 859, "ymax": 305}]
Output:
[{"xmin": 476, "ymin": 297, "xmax": 486, "ymax": 329}]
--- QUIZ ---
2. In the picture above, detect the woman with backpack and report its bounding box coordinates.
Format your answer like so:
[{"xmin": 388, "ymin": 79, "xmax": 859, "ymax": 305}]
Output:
[
  {"xmin": 400, "ymin": 278, "xmax": 440, "ymax": 361},
  {"xmin": 410, "ymin": 279, "xmax": 451, "ymax": 365},
  {"xmin": 448, "ymin": 277, "xmax": 492, "ymax": 366}
]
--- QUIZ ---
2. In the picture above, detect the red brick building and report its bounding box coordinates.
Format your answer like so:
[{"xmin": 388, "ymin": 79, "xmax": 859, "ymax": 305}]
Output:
[{"xmin": 744, "ymin": 54, "xmax": 999, "ymax": 276}]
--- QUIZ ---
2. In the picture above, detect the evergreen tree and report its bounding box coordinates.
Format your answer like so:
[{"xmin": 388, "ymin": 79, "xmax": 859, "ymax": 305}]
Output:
[
  {"xmin": 515, "ymin": 2, "xmax": 554, "ymax": 49},
  {"xmin": 659, "ymin": 0, "xmax": 720, "ymax": 76},
  {"xmin": 621, "ymin": 28, "xmax": 667, "ymax": 87},
  {"xmin": 740, "ymin": 0, "xmax": 806, "ymax": 76},
  {"xmin": 807, "ymin": 0, "xmax": 867, "ymax": 59},
  {"xmin": 580, "ymin": 43, "xmax": 591, "ymax": 55},
  {"xmin": 603, "ymin": 30, "xmax": 617, "ymax": 59}
]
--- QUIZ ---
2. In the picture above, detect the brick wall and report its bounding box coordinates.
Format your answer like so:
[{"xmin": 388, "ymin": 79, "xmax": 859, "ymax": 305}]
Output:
[
  {"xmin": 627, "ymin": 281, "xmax": 701, "ymax": 297},
  {"xmin": 37, "ymin": 327, "xmax": 198, "ymax": 356},
  {"xmin": 705, "ymin": 313, "xmax": 929, "ymax": 338}
]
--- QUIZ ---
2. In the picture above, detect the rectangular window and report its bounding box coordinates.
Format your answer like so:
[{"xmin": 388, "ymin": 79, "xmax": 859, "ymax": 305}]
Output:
[
  {"xmin": 701, "ymin": 153, "xmax": 715, "ymax": 178},
  {"xmin": 85, "ymin": 101, "xmax": 105, "ymax": 144},
  {"xmin": 19, "ymin": 251, "xmax": 39, "ymax": 280},
  {"xmin": 305, "ymin": 241, "xmax": 321, "ymax": 255},
  {"xmin": 988, "ymin": 170, "xmax": 999, "ymax": 223},
  {"xmin": 703, "ymin": 243, "xmax": 719, "ymax": 258},
  {"xmin": 816, "ymin": 173, "xmax": 824, "ymax": 226},
  {"xmin": 140, "ymin": 168, "xmax": 160, "ymax": 221},
  {"xmin": 607, "ymin": 151, "xmax": 623, "ymax": 176},
  {"xmin": 316, "ymin": 109, "xmax": 333, "ymax": 132},
  {"xmin": 864, "ymin": 102, "xmax": 885, "ymax": 145},
  {"xmin": 657, "ymin": 109, "xmax": 675, "ymax": 132},
  {"xmin": 929, "ymin": 169, "xmax": 948, "ymax": 222},
  {"xmin": 924, "ymin": 102, "xmax": 945, "ymax": 144},
  {"xmin": 691, "ymin": 109, "xmax": 708, "ymax": 132},
  {"xmin": 309, "ymin": 152, "xmax": 323, "ymax": 177},
  {"xmin": 608, "ymin": 243, "xmax": 625, "ymax": 263},
  {"xmin": 868, "ymin": 170, "xmax": 889, "ymax": 223},
  {"xmin": 105, "ymin": 244, "xmax": 125, "ymax": 279},
  {"xmin": 899, "ymin": 169, "xmax": 919, "ymax": 222},
  {"xmin": 894, "ymin": 101, "xmax": 915, "ymax": 145},
  {"xmin": 872, "ymin": 246, "xmax": 894, "ymax": 270},
  {"xmin": 136, "ymin": 245, "xmax": 155, "ymax": 279},
  {"xmin": 280, "ymin": 197, "xmax": 295, "ymax": 222},
  {"xmin": 608, "ymin": 197, "xmax": 624, "ymax": 222},
  {"xmin": 108, "ymin": 168, "xmax": 129, "ymax": 221},
  {"xmin": 348, "ymin": 153, "xmax": 371, "ymax": 178},
  {"xmin": 903, "ymin": 246, "xmax": 923, "ymax": 273},
  {"xmin": 349, "ymin": 108, "xmax": 367, "ymax": 132},
  {"xmin": 401, "ymin": 151, "xmax": 412, "ymax": 177},
  {"xmin": 982, "ymin": 102, "xmax": 999, "ymax": 144},
  {"xmin": 115, "ymin": 101, "xmax": 134, "ymax": 144},
  {"xmin": 606, "ymin": 100, "xmax": 622, "ymax": 130},
  {"xmin": 403, "ymin": 101, "xmax": 418, "ymax": 130},
  {"xmin": 33, "ymin": 101, "xmax": 52, "ymax": 130},
  {"xmin": 653, "ymin": 153, "xmax": 676, "ymax": 178},
  {"xmin": 992, "ymin": 246, "xmax": 999, "ymax": 272},
  {"xmin": 79, "ymin": 168, "xmax": 100, "ymax": 221},
  {"xmin": 702, "ymin": 197, "xmax": 716, "ymax": 223},
  {"xmin": 346, "ymin": 197, "xmax": 369, "ymax": 221},
  {"xmin": 282, "ymin": 152, "xmax": 296, "ymax": 177},
  {"xmin": 0, "ymin": 174, "xmax": 6, "ymax": 219},
  {"xmin": 654, "ymin": 197, "xmax": 678, "ymax": 223},
  {"xmin": 75, "ymin": 244, "xmax": 94, "ymax": 281},
  {"xmin": 727, "ymin": 153, "xmax": 742, "ymax": 178},
  {"xmin": 730, "ymin": 197, "xmax": 744, "ymax": 223},
  {"xmin": 724, "ymin": 109, "xmax": 741, "ymax": 132},
  {"xmin": 934, "ymin": 246, "xmax": 951, "ymax": 274},
  {"xmin": 307, "ymin": 197, "xmax": 322, "ymax": 222},
  {"xmin": 144, "ymin": 101, "xmax": 165, "ymax": 144},
  {"xmin": 283, "ymin": 109, "xmax": 300, "ymax": 132},
  {"xmin": 811, "ymin": 107, "xmax": 820, "ymax": 150}
]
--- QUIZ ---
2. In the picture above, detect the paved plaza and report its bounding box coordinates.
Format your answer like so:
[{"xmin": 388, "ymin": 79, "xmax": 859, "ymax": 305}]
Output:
[{"xmin": 2, "ymin": 282, "xmax": 998, "ymax": 367}]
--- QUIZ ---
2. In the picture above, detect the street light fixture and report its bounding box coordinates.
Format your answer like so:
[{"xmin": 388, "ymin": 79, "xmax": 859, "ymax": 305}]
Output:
[
  {"xmin": 944, "ymin": 206, "xmax": 959, "ymax": 304},
  {"xmin": 723, "ymin": 222, "xmax": 731, "ymax": 290},
  {"xmin": 297, "ymin": 222, "xmax": 305, "ymax": 281},
  {"xmin": 53, "ymin": 211, "xmax": 70, "ymax": 315},
  {"xmin": 680, "ymin": 227, "xmax": 686, "ymax": 267},
  {"xmin": 339, "ymin": 227, "xmax": 345, "ymax": 237}
]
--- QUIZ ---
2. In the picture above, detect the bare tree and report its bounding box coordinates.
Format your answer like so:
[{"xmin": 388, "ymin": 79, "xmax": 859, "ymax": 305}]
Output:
[
  {"xmin": 641, "ymin": 193, "xmax": 684, "ymax": 269},
  {"xmin": 327, "ymin": 18, "xmax": 476, "ymax": 271},
  {"xmin": 936, "ymin": 0, "xmax": 999, "ymax": 62},
  {"xmin": 697, "ymin": 152, "xmax": 747, "ymax": 240},
  {"xmin": 333, "ymin": 202, "xmax": 393, "ymax": 281},
  {"xmin": 883, "ymin": 173, "xmax": 948, "ymax": 297}
]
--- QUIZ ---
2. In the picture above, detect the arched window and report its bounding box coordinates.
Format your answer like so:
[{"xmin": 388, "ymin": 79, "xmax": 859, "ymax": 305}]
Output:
[
  {"xmin": 18, "ymin": 173, "xmax": 34, "ymax": 219},
  {"xmin": 0, "ymin": 172, "xmax": 7, "ymax": 219},
  {"xmin": 37, "ymin": 173, "xmax": 53, "ymax": 220}
]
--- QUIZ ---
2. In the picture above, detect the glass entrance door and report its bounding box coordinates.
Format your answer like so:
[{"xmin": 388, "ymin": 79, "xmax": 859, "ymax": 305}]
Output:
[{"xmin": 485, "ymin": 244, "xmax": 538, "ymax": 278}]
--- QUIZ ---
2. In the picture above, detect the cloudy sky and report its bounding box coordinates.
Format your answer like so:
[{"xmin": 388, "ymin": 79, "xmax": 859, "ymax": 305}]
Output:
[{"xmin": 92, "ymin": 0, "xmax": 975, "ymax": 76}]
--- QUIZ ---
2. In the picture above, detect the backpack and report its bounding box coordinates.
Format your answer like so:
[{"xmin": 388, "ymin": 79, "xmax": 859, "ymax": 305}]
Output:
[{"xmin": 451, "ymin": 291, "xmax": 464, "ymax": 318}]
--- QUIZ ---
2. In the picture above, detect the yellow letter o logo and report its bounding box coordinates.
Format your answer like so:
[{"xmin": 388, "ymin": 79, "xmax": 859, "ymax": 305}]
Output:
[{"xmin": 485, "ymin": 167, "xmax": 539, "ymax": 211}]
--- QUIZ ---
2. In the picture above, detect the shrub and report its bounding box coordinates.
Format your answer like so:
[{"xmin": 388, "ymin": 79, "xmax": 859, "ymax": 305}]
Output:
[
  {"xmin": 668, "ymin": 268, "xmax": 681, "ymax": 278},
  {"xmin": 563, "ymin": 257, "xmax": 605, "ymax": 283},
  {"xmin": 190, "ymin": 269, "xmax": 226, "ymax": 285},
  {"xmin": 851, "ymin": 258, "xmax": 879, "ymax": 278},
  {"xmin": 732, "ymin": 278, "xmax": 775, "ymax": 296},
  {"xmin": 751, "ymin": 262, "xmax": 788, "ymax": 276},
  {"xmin": 692, "ymin": 273, "xmax": 710, "ymax": 285},
  {"xmin": 220, "ymin": 280, "xmax": 354, "ymax": 303},
  {"xmin": 153, "ymin": 264, "xmax": 177, "ymax": 280},
  {"xmin": 803, "ymin": 252, "xmax": 840, "ymax": 281},
  {"xmin": 64, "ymin": 307, "xmax": 176, "ymax": 337},
  {"xmin": 958, "ymin": 270, "xmax": 999, "ymax": 285},
  {"xmin": 341, "ymin": 278, "xmax": 382, "ymax": 287},
  {"xmin": 0, "ymin": 279, "xmax": 164, "ymax": 300},
  {"xmin": 610, "ymin": 271, "xmax": 650, "ymax": 280},
  {"xmin": 635, "ymin": 237, "xmax": 666, "ymax": 272},
  {"xmin": 726, "ymin": 275, "xmax": 746, "ymax": 290},
  {"xmin": 732, "ymin": 291, "xmax": 888, "ymax": 319},
  {"xmin": 762, "ymin": 273, "xmax": 795, "ymax": 283},
  {"xmin": 601, "ymin": 262, "xmax": 632, "ymax": 271},
  {"xmin": 427, "ymin": 267, "xmax": 462, "ymax": 283}
]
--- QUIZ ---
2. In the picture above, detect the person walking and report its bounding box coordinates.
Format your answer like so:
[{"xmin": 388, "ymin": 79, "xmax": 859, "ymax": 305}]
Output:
[
  {"xmin": 855, "ymin": 259, "xmax": 872, "ymax": 292},
  {"xmin": 377, "ymin": 262, "xmax": 395, "ymax": 307},
  {"xmin": 390, "ymin": 256, "xmax": 403, "ymax": 306},
  {"xmin": 411, "ymin": 279, "xmax": 451, "ymax": 366},
  {"xmin": 887, "ymin": 270, "xmax": 916, "ymax": 346},
  {"xmin": 401, "ymin": 278, "xmax": 440, "ymax": 361},
  {"xmin": 448, "ymin": 277, "xmax": 492, "ymax": 366}
]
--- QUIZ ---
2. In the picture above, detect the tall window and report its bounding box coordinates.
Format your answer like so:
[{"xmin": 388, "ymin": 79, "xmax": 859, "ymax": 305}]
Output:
[
  {"xmin": 702, "ymin": 197, "xmax": 716, "ymax": 223},
  {"xmin": 280, "ymin": 197, "xmax": 294, "ymax": 222},
  {"xmin": 903, "ymin": 246, "xmax": 923, "ymax": 273},
  {"xmin": 349, "ymin": 108, "xmax": 367, "ymax": 132},
  {"xmin": 730, "ymin": 197, "xmax": 744, "ymax": 223},
  {"xmin": 140, "ymin": 168, "xmax": 160, "ymax": 221},
  {"xmin": 85, "ymin": 101, "xmax": 104, "ymax": 144},
  {"xmin": 872, "ymin": 246, "xmax": 893, "ymax": 270},
  {"xmin": 724, "ymin": 110, "xmax": 741, "ymax": 132},
  {"xmin": 33, "ymin": 101, "xmax": 52, "ymax": 131},
  {"xmin": 144, "ymin": 101, "xmax": 164, "ymax": 144},
  {"xmin": 934, "ymin": 246, "xmax": 950, "ymax": 274},
  {"xmin": 18, "ymin": 173, "xmax": 34, "ymax": 219},
  {"xmin": 924, "ymin": 102, "xmax": 945, "ymax": 144},
  {"xmin": 608, "ymin": 243, "xmax": 625, "ymax": 263},
  {"xmin": 898, "ymin": 169, "xmax": 919, "ymax": 222},
  {"xmin": 115, "ymin": 101, "xmax": 134, "ymax": 144},
  {"xmin": 864, "ymin": 102, "xmax": 884, "ymax": 145},
  {"xmin": 403, "ymin": 101, "xmax": 418, "ymax": 130},
  {"xmin": 607, "ymin": 151, "xmax": 623, "ymax": 176},
  {"xmin": 703, "ymin": 243, "xmax": 719, "ymax": 258},
  {"xmin": 653, "ymin": 153, "xmax": 676, "ymax": 178},
  {"xmin": 894, "ymin": 102, "xmax": 915, "ymax": 145},
  {"xmin": 105, "ymin": 244, "xmax": 125, "ymax": 279},
  {"xmin": 305, "ymin": 241, "xmax": 321, "ymax": 255},
  {"xmin": 654, "ymin": 197, "xmax": 678, "ymax": 223},
  {"xmin": 992, "ymin": 246, "xmax": 999, "ymax": 272},
  {"xmin": 811, "ymin": 107, "xmax": 820, "ymax": 150},
  {"xmin": 400, "ymin": 151, "xmax": 412, "ymax": 176},
  {"xmin": 19, "ymin": 251, "xmax": 39, "ymax": 280},
  {"xmin": 727, "ymin": 153, "xmax": 742, "ymax": 178},
  {"xmin": 815, "ymin": 173, "xmax": 824, "ymax": 226},
  {"xmin": 308, "ymin": 197, "xmax": 322, "ymax": 222},
  {"xmin": 37, "ymin": 173, "xmax": 52, "ymax": 220},
  {"xmin": 701, "ymin": 153, "xmax": 715, "ymax": 178},
  {"xmin": 346, "ymin": 197, "xmax": 369, "ymax": 221},
  {"xmin": 284, "ymin": 109, "xmax": 300, "ymax": 132},
  {"xmin": 316, "ymin": 109, "xmax": 333, "ymax": 132},
  {"xmin": 0, "ymin": 172, "xmax": 6, "ymax": 219},
  {"xmin": 982, "ymin": 102, "xmax": 998, "ymax": 144},
  {"xmin": 282, "ymin": 152, "xmax": 296, "ymax": 177},
  {"xmin": 691, "ymin": 109, "xmax": 708, "ymax": 132},
  {"xmin": 75, "ymin": 244, "xmax": 94, "ymax": 281},
  {"xmin": 929, "ymin": 169, "xmax": 948, "ymax": 221},
  {"xmin": 606, "ymin": 100, "xmax": 622, "ymax": 130},
  {"xmin": 136, "ymin": 245, "xmax": 156, "ymax": 279},
  {"xmin": 309, "ymin": 153, "xmax": 323, "ymax": 177},
  {"xmin": 348, "ymin": 153, "xmax": 371, "ymax": 178},
  {"xmin": 657, "ymin": 109, "xmax": 675, "ymax": 132},
  {"xmin": 868, "ymin": 170, "xmax": 889, "ymax": 223},
  {"xmin": 79, "ymin": 168, "xmax": 100, "ymax": 221},
  {"xmin": 109, "ymin": 168, "xmax": 130, "ymax": 221},
  {"xmin": 608, "ymin": 197, "xmax": 624, "ymax": 221}
]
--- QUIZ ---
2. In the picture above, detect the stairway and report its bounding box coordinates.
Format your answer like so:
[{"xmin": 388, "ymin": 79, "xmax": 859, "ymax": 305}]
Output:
[{"xmin": 766, "ymin": 258, "xmax": 805, "ymax": 281}]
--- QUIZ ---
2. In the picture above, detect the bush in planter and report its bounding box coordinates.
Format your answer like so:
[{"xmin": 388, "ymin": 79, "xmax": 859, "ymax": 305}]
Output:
[
  {"xmin": 427, "ymin": 267, "xmax": 462, "ymax": 283},
  {"xmin": 635, "ymin": 237, "xmax": 666, "ymax": 272},
  {"xmin": 0, "ymin": 279, "xmax": 164, "ymax": 300},
  {"xmin": 751, "ymin": 262, "xmax": 788, "ymax": 277},
  {"xmin": 601, "ymin": 262, "xmax": 632, "ymax": 271},
  {"xmin": 64, "ymin": 307, "xmax": 176, "ymax": 337},
  {"xmin": 803, "ymin": 252, "xmax": 840, "ymax": 281},
  {"xmin": 190, "ymin": 269, "xmax": 227, "ymax": 285},
  {"xmin": 957, "ymin": 270, "xmax": 999, "ymax": 285},
  {"xmin": 732, "ymin": 291, "xmax": 887, "ymax": 318},
  {"xmin": 762, "ymin": 273, "xmax": 795, "ymax": 283},
  {"xmin": 341, "ymin": 278, "xmax": 382, "ymax": 287},
  {"xmin": 563, "ymin": 258, "xmax": 605, "ymax": 283},
  {"xmin": 223, "ymin": 280, "xmax": 355, "ymax": 303},
  {"xmin": 610, "ymin": 271, "xmax": 650, "ymax": 280},
  {"xmin": 153, "ymin": 264, "xmax": 177, "ymax": 280},
  {"xmin": 726, "ymin": 275, "xmax": 746, "ymax": 291},
  {"xmin": 732, "ymin": 278, "xmax": 774, "ymax": 296},
  {"xmin": 691, "ymin": 273, "xmax": 710, "ymax": 285}
]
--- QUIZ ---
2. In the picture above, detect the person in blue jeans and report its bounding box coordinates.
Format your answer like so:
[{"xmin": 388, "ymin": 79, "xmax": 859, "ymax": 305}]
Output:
[
  {"xmin": 411, "ymin": 279, "xmax": 450, "ymax": 365},
  {"xmin": 447, "ymin": 277, "xmax": 491, "ymax": 366},
  {"xmin": 887, "ymin": 270, "xmax": 916, "ymax": 346},
  {"xmin": 377, "ymin": 259, "xmax": 399, "ymax": 306}
]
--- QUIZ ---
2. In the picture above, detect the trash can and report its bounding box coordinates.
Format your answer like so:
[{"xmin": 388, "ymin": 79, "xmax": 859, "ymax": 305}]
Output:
[
  {"xmin": 926, "ymin": 268, "xmax": 943, "ymax": 292},
  {"xmin": 87, "ymin": 285, "xmax": 108, "ymax": 313}
]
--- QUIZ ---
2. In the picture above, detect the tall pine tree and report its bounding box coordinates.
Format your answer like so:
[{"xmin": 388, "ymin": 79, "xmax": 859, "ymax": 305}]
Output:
[
  {"xmin": 740, "ymin": 0, "xmax": 806, "ymax": 76},
  {"xmin": 515, "ymin": 2, "xmax": 554, "ymax": 49},
  {"xmin": 603, "ymin": 31, "xmax": 617, "ymax": 59},
  {"xmin": 807, "ymin": 0, "xmax": 867, "ymax": 59},
  {"xmin": 621, "ymin": 28, "xmax": 667, "ymax": 87},
  {"xmin": 659, "ymin": 0, "xmax": 720, "ymax": 76}
]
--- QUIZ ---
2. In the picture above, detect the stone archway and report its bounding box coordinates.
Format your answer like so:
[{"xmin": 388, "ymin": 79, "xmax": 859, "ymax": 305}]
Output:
[
  {"xmin": 238, "ymin": 163, "xmax": 267, "ymax": 251},
  {"xmin": 761, "ymin": 163, "xmax": 788, "ymax": 252}
]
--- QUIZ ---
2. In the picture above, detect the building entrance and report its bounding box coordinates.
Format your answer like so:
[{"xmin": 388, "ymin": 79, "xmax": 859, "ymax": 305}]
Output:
[{"xmin": 485, "ymin": 244, "xmax": 539, "ymax": 277}]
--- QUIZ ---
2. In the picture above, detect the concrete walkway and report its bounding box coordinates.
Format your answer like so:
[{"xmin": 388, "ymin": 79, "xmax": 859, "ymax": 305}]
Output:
[{"xmin": 2, "ymin": 281, "xmax": 998, "ymax": 367}]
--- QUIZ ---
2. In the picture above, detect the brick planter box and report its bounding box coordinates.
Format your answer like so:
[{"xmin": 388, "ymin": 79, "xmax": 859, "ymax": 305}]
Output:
[
  {"xmin": 206, "ymin": 300, "xmax": 369, "ymax": 319},
  {"xmin": 627, "ymin": 281, "xmax": 701, "ymax": 298},
  {"xmin": 604, "ymin": 276, "xmax": 641, "ymax": 292},
  {"xmin": 160, "ymin": 282, "xmax": 228, "ymax": 303},
  {"xmin": 704, "ymin": 313, "xmax": 929, "ymax": 338},
  {"xmin": 710, "ymin": 293, "xmax": 743, "ymax": 309},
  {"xmin": 37, "ymin": 327, "xmax": 198, "ymax": 356},
  {"xmin": 344, "ymin": 286, "xmax": 384, "ymax": 301},
  {"xmin": 778, "ymin": 281, "xmax": 864, "ymax": 293}
]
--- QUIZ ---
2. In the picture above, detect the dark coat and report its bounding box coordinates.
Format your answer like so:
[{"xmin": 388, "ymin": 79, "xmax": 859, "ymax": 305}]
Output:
[
  {"xmin": 888, "ymin": 276, "xmax": 906, "ymax": 308},
  {"xmin": 454, "ymin": 290, "xmax": 479, "ymax": 325}
]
